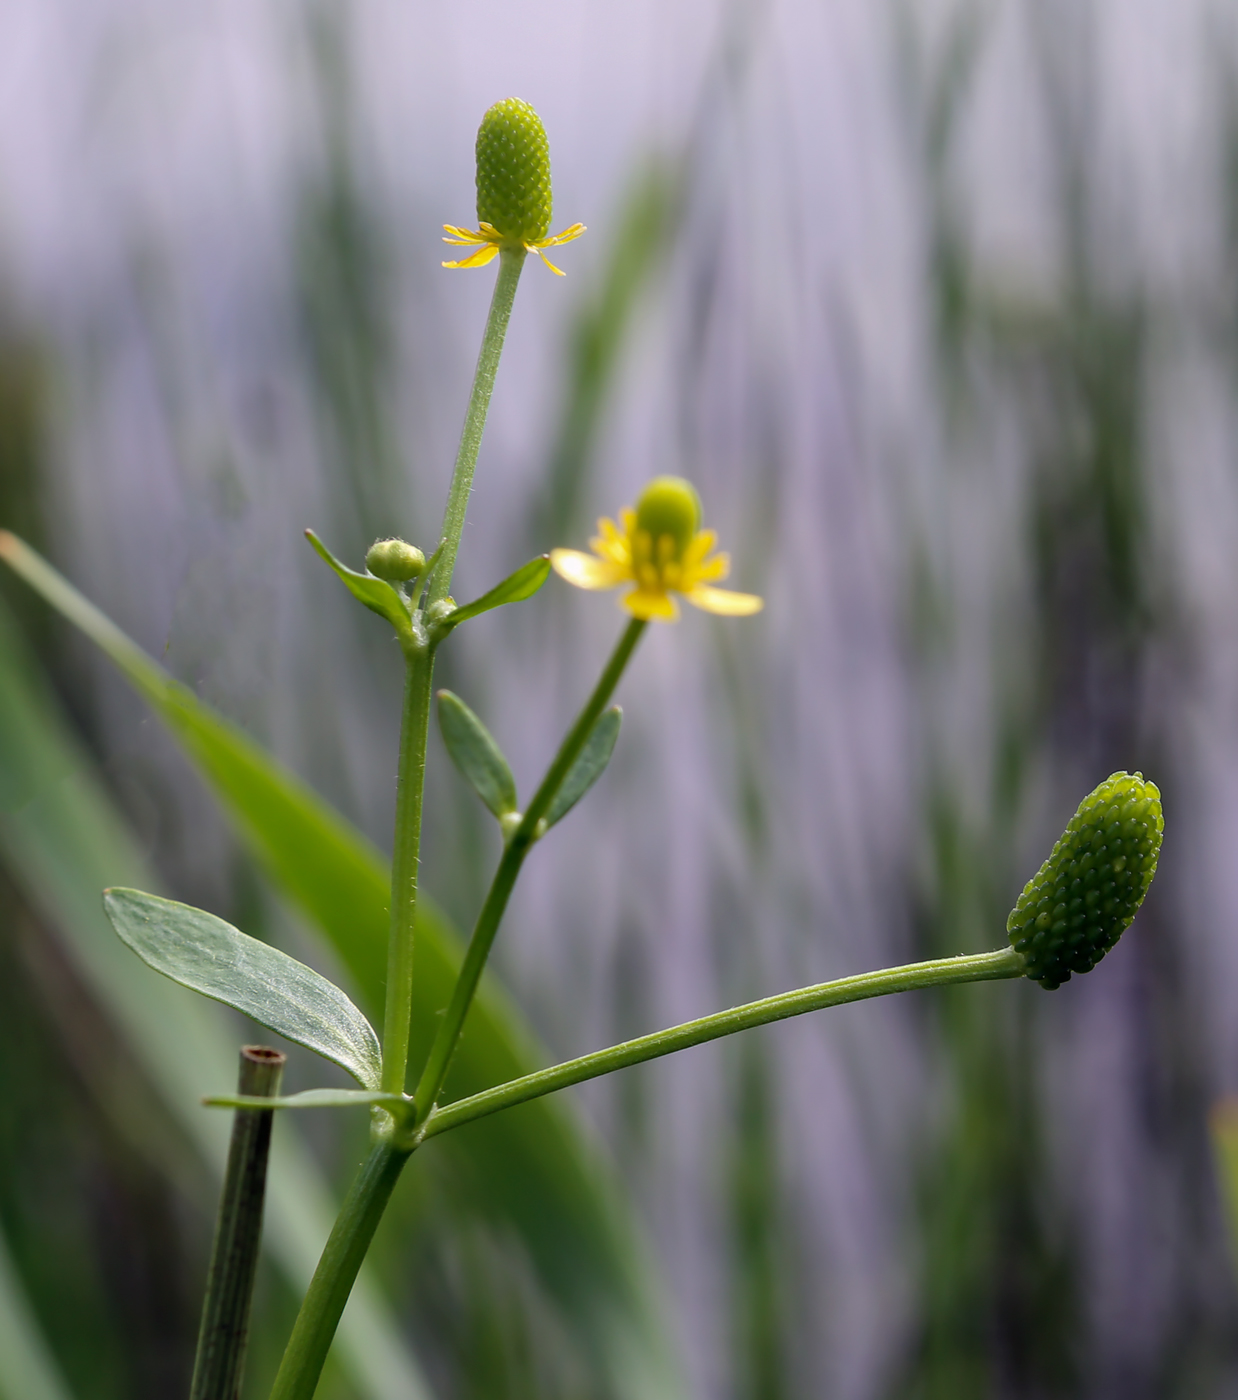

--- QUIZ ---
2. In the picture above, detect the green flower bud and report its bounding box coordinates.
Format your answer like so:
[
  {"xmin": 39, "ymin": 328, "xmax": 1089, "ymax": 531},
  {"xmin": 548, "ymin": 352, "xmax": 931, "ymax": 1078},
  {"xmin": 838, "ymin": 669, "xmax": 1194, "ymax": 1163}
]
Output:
[
  {"xmin": 476, "ymin": 98, "xmax": 553, "ymax": 245},
  {"xmin": 1007, "ymin": 771, "xmax": 1163, "ymax": 989},
  {"xmin": 365, "ymin": 538, "xmax": 425, "ymax": 583},
  {"xmin": 634, "ymin": 477, "xmax": 702, "ymax": 562}
]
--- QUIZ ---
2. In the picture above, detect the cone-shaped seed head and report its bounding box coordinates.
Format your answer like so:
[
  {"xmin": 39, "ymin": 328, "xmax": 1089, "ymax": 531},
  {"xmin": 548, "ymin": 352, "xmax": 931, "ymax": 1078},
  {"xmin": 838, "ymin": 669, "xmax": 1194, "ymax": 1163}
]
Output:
[
  {"xmin": 1007, "ymin": 772, "xmax": 1163, "ymax": 989},
  {"xmin": 634, "ymin": 477, "xmax": 701, "ymax": 560},
  {"xmin": 475, "ymin": 98, "xmax": 552, "ymax": 245}
]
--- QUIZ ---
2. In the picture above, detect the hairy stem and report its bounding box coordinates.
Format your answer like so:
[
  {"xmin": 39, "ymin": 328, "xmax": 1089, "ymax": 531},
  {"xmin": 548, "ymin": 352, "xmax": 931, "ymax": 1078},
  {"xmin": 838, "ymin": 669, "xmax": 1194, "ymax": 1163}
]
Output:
[
  {"xmin": 418, "ymin": 948, "xmax": 1026, "ymax": 1143},
  {"xmin": 427, "ymin": 248, "xmax": 526, "ymax": 606},
  {"xmin": 411, "ymin": 618, "xmax": 647, "ymax": 1120}
]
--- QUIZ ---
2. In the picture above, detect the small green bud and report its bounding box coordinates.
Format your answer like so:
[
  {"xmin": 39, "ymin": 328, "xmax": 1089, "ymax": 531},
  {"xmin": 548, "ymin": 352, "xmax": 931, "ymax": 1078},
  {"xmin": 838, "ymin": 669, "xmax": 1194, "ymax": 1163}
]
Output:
[
  {"xmin": 476, "ymin": 98, "xmax": 553, "ymax": 245},
  {"xmin": 425, "ymin": 598, "xmax": 457, "ymax": 628},
  {"xmin": 366, "ymin": 538, "xmax": 425, "ymax": 583},
  {"xmin": 1007, "ymin": 771, "xmax": 1163, "ymax": 989},
  {"xmin": 634, "ymin": 477, "xmax": 701, "ymax": 561}
]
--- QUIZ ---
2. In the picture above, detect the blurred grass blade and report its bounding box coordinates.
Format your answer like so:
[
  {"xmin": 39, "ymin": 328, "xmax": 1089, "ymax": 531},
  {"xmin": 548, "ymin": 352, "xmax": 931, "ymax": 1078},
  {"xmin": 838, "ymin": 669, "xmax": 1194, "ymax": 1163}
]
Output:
[
  {"xmin": 544, "ymin": 706, "xmax": 622, "ymax": 829},
  {"xmin": 0, "ymin": 601, "xmax": 434, "ymax": 1400},
  {"xmin": 0, "ymin": 535, "xmax": 684, "ymax": 1399},
  {"xmin": 436, "ymin": 554, "xmax": 550, "ymax": 632},
  {"xmin": 104, "ymin": 888, "xmax": 382, "ymax": 1089},
  {"xmin": 305, "ymin": 530, "xmax": 413, "ymax": 637},
  {"xmin": 1212, "ymin": 1101, "xmax": 1238, "ymax": 1267},
  {"xmin": 204, "ymin": 1089, "xmax": 408, "ymax": 1113},
  {"xmin": 0, "ymin": 1221, "xmax": 75, "ymax": 1400},
  {"xmin": 437, "ymin": 691, "xmax": 518, "ymax": 818}
]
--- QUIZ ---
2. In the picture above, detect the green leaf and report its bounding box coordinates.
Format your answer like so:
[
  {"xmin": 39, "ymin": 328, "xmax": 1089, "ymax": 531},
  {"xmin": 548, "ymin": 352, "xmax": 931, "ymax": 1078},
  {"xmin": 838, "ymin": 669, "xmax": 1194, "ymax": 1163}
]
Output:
[
  {"xmin": 0, "ymin": 596, "xmax": 434, "ymax": 1400},
  {"xmin": 437, "ymin": 691, "xmax": 518, "ymax": 819},
  {"xmin": 0, "ymin": 1221, "xmax": 75, "ymax": 1400},
  {"xmin": 204, "ymin": 1089, "xmax": 410, "ymax": 1114},
  {"xmin": 544, "ymin": 706, "xmax": 623, "ymax": 828},
  {"xmin": 0, "ymin": 534, "xmax": 683, "ymax": 1400},
  {"xmin": 434, "ymin": 554, "xmax": 550, "ymax": 634},
  {"xmin": 305, "ymin": 529, "xmax": 413, "ymax": 639},
  {"xmin": 103, "ymin": 888, "xmax": 382, "ymax": 1090}
]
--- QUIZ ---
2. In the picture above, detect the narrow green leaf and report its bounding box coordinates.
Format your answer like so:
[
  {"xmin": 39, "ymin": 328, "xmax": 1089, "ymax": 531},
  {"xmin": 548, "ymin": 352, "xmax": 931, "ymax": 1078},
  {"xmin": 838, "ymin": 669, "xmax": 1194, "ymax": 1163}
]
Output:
[
  {"xmin": 305, "ymin": 529, "xmax": 413, "ymax": 638},
  {"xmin": 0, "ymin": 1222, "xmax": 75, "ymax": 1400},
  {"xmin": 544, "ymin": 706, "xmax": 623, "ymax": 828},
  {"xmin": 437, "ymin": 691, "xmax": 517, "ymax": 818},
  {"xmin": 203, "ymin": 1089, "xmax": 410, "ymax": 1114},
  {"xmin": 104, "ymin": 888, "xmax": 382, "ymax": 1090},
  {"xmin": 434, "ymin": 554, "xmax": 550, "ymax": 633}
]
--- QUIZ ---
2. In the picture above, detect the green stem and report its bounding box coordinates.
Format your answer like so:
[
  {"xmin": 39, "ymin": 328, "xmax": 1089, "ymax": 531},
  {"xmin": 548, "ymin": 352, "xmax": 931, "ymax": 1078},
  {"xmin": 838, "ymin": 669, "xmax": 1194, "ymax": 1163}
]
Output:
[
  {"xmin": 380, "ymin": 645, "xmax": 435, "ymax": 1094},
  {"xmin": 417, "ymin": 947, "xmax": 1026, "ymax": 1144},
  {"xmin": 411, "ymin": 618, "xmax": 647, "ymax": 1120},
  {"xmin": 267, "ymin": 1138, "xmax": 409, "ymax": 1400},
  {"xmin": 427, "ymin": 248, "xmax": 526, "ymax": 606},
  {"xmin": 190, "ymin": 1046, "xmax": 285, "ymax": 1400}
]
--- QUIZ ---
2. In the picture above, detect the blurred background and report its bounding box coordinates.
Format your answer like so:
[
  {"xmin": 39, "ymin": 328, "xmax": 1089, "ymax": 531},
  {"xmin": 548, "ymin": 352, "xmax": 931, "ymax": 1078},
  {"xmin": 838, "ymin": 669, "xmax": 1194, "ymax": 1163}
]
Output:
[{"xmin": 2, "ymin": 0, "xmax": 1238, "ymax": 1396}]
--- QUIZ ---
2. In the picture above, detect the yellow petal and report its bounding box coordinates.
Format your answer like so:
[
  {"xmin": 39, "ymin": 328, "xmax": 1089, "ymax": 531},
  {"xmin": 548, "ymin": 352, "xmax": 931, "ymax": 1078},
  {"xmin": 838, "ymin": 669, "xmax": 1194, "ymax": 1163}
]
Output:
[
  {"xmin": 442, "ymin": 243, "xmax": 500, "ymax": 270},
  {"xmin": 534, "ymin": 248, "xmax": 567, "ymax": 276},
  {"xmin": 550, "ymin": 549, "xmax": 627, "ymax": 590},
  {"xmin": 442, "ymin": 225, "xmax": 486, "ymax": 244},
  {"xmin": 538, "ymin": 222, "xmax": 587, "ymax": 247},
  {"xmin": 683, "ymin": 529, "xmax": 718, "ymax": 568},
  {"xmin": 623, "ymin": 588, "xmax": 679, "ymax": 622},
  {"xmin": 684, "ymin": 585, "xmax": 763, "ymax": 616},
  {"xmin": 691, "ymin": 552, "xmax": 731, "ymax": 584}
]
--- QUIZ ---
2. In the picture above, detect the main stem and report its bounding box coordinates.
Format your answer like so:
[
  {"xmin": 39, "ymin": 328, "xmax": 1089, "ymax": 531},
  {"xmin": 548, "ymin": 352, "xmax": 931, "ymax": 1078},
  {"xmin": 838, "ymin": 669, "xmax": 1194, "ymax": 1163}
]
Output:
[
  {"xmin": 381, "ymin": 245, "xmax": 526, "ymax": 1095},
  {"xmin": 267, "ymin": 1138, "xmax": 408, "ymax": 1400},
  {"xmin": 411, "ymin": 617, "xmax": 647, "ymax": 1120},
  {"xmin": 418, "ymin": 947, "xmax": 1026, "ymax": 1143},
  {"xmin": 426, "ymin": 248, "xmax": 526, "ymax": 607}
]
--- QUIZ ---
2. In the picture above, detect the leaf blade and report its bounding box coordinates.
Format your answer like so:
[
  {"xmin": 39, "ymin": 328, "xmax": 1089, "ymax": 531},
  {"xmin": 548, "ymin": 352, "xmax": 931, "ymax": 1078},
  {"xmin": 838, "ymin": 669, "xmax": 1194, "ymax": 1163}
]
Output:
[
  {"xmin": 103, "ymin": 888, "xmax": 383, "ymax": 1090},
  {"xmin": 203, "ymin": 1089, "xmax": 409, "ymax": 1113},
  {"xmin": 437, "ymin": 690, "xmax": 518, "ymax": 818},
  {"xmin": 436, "ymin": 555, "xmax": 550, "ymax": 632},
  {"xmin": 305, "ymin": 530, "xmax": 413, "ymax": 638},
  {"xmin": 544, "ymin": 706, "xmax": 623, "ymax": 828}
]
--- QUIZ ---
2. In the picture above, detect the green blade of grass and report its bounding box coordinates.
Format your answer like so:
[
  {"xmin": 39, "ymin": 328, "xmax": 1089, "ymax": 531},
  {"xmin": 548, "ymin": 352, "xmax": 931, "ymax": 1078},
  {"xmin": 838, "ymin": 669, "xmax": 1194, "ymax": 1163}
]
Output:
[{"xmin": 0, "ymin": 1220, "xmax": 75, "ymax": 1400}]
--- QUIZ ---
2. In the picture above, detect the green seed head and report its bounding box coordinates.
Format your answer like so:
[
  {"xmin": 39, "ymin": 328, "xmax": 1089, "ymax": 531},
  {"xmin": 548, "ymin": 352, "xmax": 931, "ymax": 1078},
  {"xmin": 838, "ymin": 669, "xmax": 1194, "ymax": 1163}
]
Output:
[
  {"xmin": 475, "ymin": 98, "xmax": 553, "ymax": 245},
  {"xmin": 634, "ymin": 477, "xmax": 702, "ymax": 561},
  {"xmin": 1007, "ymin": 771, "xmax": 1163, "ymax": 990},
  {"xmin": 365, "ymin": 538, "xmax": 425, "ymax": 583}
]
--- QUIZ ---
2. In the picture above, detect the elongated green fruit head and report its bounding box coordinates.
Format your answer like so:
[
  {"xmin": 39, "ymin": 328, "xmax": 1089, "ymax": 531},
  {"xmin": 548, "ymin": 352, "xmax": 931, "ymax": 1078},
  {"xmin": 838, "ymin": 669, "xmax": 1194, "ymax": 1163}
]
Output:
[
  {"xmin": 476, "ymin": 98, "xmax": 552, "ymax": 244},
  {"xmin": 634, "ymin": 476, "xmax": 701, "ymax": 561},
  {"xmin": 1008, "ymin": 772, "xmax": 1163, "ymax": 989}
]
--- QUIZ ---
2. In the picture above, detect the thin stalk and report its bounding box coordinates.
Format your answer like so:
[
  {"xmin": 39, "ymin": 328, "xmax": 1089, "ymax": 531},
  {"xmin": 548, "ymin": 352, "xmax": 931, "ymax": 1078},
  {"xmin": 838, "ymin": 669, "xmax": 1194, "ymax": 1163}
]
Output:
[
  {"xmin": 190, "ymin": 1046, "xmax": 286, "ymax": 1400},
  {"xmin": 267, "ymin": 1137, "xmax": 409, "ymax": 1400},
  {"xmin": 426, "ymin": 247, "xmax": 526, "ymax": 606},
  {"xmin": 417, "ymin": 948, "xmax": 1026, "ymax": 1143},
  {"xmin": 411, "ymin": 617, "xmax": 647, "ymax": 1120},
  {"xmin": 380, "ymin": 646, "xmax": 435, "ymax": 1094}
]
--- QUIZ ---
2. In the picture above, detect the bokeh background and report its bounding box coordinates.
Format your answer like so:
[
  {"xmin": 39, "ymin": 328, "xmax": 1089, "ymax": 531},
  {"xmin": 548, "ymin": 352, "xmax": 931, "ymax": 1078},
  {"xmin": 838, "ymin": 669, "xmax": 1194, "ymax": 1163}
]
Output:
[{"xmin": 3, "ymin": 0, "xmax": 1238, "ymax": 1396}]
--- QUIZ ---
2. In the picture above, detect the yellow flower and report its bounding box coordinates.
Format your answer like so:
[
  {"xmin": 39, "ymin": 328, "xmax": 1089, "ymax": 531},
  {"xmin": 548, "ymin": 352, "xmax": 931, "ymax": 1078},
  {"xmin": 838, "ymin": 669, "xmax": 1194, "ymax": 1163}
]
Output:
[
  {"xmin": 442, "ymin": 98, "xmax": 585, "ymax": 275},
  {"xmin": 550, "ymin": 477, "xmax": 764, "ymax": 622},
  {"xmin": 442, "ymin": 220, "xmax": 587, "ymax": 276}
]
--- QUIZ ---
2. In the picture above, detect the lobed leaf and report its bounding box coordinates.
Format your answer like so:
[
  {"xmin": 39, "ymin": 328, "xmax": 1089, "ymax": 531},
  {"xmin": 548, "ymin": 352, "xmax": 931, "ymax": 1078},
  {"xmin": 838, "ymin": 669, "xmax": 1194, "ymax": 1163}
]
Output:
[
  {"xmin": 437, "ymin": 691, "xmax": 518, "ymax": 818},
  {"xmin": 104, "ymin": 888, "xmax": 382, "ymax": 1090}
]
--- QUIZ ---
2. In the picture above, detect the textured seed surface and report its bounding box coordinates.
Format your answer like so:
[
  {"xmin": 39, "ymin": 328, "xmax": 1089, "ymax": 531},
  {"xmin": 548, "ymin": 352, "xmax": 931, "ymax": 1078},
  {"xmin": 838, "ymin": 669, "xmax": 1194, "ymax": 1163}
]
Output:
[
  {"xmin": 475, "ymin": 98, "xmax": 552, "ymax": 244},
  {"xmin": 1007, "ymin": 771, "xmax": 1163, "ymax": 989}
]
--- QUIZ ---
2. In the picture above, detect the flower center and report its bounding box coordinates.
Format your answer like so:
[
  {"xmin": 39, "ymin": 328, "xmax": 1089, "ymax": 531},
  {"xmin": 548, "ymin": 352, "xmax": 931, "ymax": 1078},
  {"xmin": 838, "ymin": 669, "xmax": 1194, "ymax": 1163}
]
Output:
[{"xmin": 632, "ymin": 477, "xmax": 701, "ymax": 589}]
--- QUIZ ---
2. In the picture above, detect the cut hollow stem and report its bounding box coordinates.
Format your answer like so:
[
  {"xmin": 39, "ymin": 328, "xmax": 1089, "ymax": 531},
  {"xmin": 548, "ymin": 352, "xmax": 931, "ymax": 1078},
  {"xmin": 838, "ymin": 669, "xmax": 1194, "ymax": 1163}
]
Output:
[
  {"xmin": 411, "ymin": 618, "xmax": 647, "ymax": 1121},
  {"xmin": 417, "ymin": 947, "xmax": 1026, "ymax": 1143},
  {"xmin": 190, "ymin": 1045, "xmax": 285, "ymax": 1400}
]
